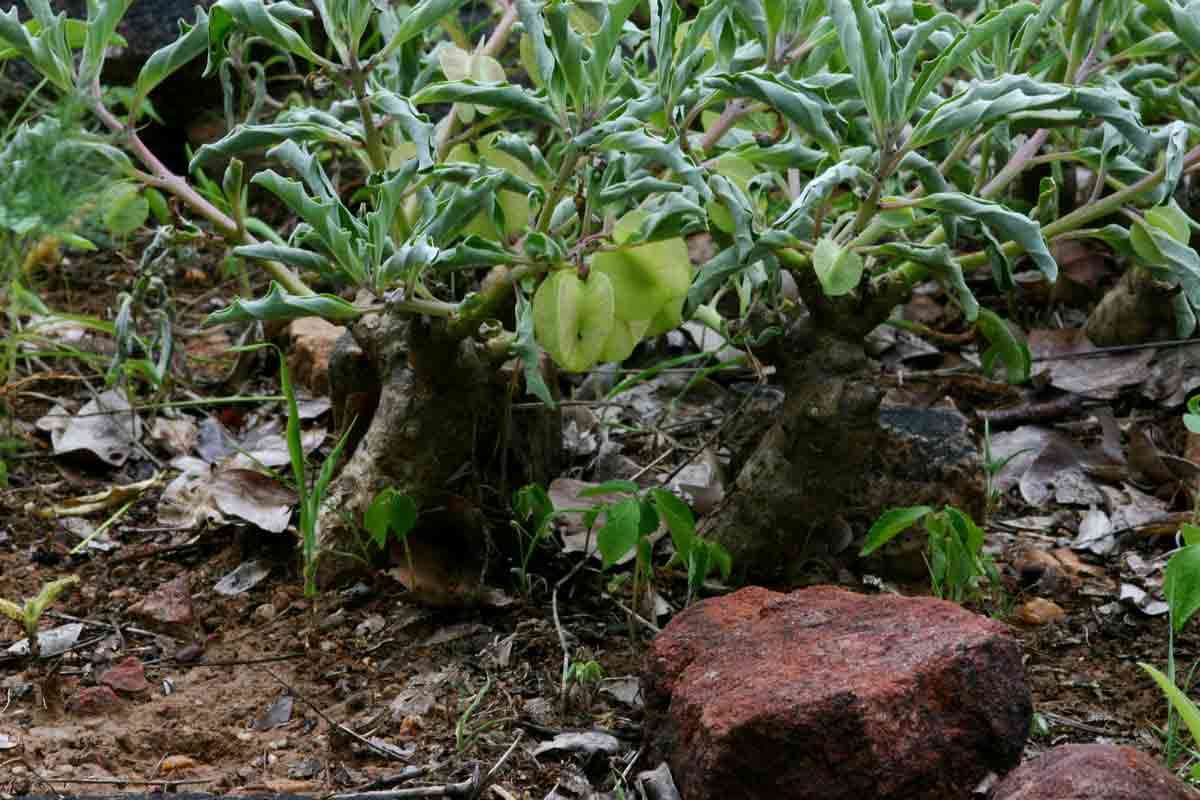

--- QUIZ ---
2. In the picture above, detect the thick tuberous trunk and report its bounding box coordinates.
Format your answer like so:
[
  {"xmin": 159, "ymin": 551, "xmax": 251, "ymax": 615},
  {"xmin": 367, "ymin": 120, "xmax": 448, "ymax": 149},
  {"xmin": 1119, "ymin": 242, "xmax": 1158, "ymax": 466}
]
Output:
[
  {"xmin": 316, "ymin": 307, "xmax": 560, "ymax": 597},
  {"xmin": 704, "ymin": 320, "xmax": 984, "ymax": 583}
]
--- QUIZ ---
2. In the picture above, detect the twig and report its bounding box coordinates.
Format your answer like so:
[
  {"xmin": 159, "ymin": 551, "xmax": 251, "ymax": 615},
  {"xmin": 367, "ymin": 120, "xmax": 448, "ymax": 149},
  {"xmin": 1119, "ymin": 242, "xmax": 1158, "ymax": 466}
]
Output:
[
  {"xmin": 610, "ymin": 598, "xmax": 661, "ymax": 634},
  {"xmin": 36, "ymin": 775, "xmax": 218, "ymax": 787},
  {"xmin": 2, "ymin": 758, "xmax": 63, "ymax": 798},
  {"xmin": 262, "ymin": 668, "xmax": 405, "ymax": 761},
  {"xmin": 46, "ymin": 611, "xmax": 170, "ymax": 641},
  {"xmin": 149, "ymin": 652, "xmax": 307, "ymax": 669}
]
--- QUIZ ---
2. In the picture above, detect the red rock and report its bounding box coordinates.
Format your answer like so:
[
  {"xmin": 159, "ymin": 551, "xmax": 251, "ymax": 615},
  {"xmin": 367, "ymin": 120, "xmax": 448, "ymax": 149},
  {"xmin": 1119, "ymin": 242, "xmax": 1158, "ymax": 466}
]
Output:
[
  {"xmin": 991, "ymin": 743, "xmax": 1193, "ymax": 800},
  {"xmin": 68, "ymin": 686, "xmax": 124, "ymax": 716},
  {"xmin": 129, "ymin": 575, "xmax": 194, "ymax": 627},
  {"xmin": 288, "ymin": 317, "xmax": 345, "ymax": 395},
  {"xmin": 99, "ymin": 656, "xmax": 150, "ymax": 694},
  {"xmin": 643, "ymin": 586, "xmax": 1030, "ymax": 800}
]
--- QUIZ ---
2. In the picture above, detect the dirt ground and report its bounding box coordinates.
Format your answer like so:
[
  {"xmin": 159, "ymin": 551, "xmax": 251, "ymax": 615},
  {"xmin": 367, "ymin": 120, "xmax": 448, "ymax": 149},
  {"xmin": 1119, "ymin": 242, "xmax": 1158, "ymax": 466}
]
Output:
[{"xmin": 1, "ymin": 246, "xmax": 1197, "ymax": 799}]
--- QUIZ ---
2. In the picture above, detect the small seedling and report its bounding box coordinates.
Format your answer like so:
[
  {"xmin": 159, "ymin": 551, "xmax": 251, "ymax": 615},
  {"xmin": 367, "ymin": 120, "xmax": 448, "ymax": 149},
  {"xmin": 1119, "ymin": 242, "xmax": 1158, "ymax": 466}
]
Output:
[
  {"xmin": 564, "ymin": 658, "xmax": 605, "ymax": 709},
  {"xmin": 861, "ymin": 505, "xmax": 1002, "ymax": 608},
  {"xmin": 0, "ymin": 576, "xmax": 79, "ymax": 661}
]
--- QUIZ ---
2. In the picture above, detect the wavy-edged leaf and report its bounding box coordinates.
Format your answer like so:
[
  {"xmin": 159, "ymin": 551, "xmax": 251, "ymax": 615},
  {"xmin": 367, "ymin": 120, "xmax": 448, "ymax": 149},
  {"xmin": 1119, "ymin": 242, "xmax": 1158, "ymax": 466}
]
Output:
[
  {"xmin": 829, "ymin": 0, "xmax": 897, "ymax": 143},
  {"xmin": 375, "ymin": 0, "xmax": 468, "ymax": 63},
  {"xmin": 773, "ymin": 161, "xmax": 873, "ymax": 235},
  {"xmin": 80, "ymin": 0, "xmax": 133, "ymax": 87},
  {"xmin": 411, "ymin": 80, "xmax": 560, "ymax": 127},
  {"xmin": 207, "ymin": 0, "xmax": 324, "ymax": 74},
  {"xmin": 513, "ymin": 288, "xmax": 555, "ymax": 407},
  {"xmin": 204, "ymin": 281, "xmax": 362, "ymax": 326},
  {"xmin": 0, "ymin": 6, "xmax": 74, "ymax": 89},
  {"xmin": 907, "ymin": 3, "xmax": 1038, "ymax": 117},
  {"xmin": 370, "ymin": 89, "xmax": 436, "ymax": 168},
  {"xmin": 705, "ymin": 72, "xmax": 840, "ymax": 153},
  {"xmin": 916, "ymin": 192, "xmax": 1057, "ymax": 282},
  {"xmin": 598, "ymin": 130, "xmax": 711, "ymax": 200},
  {"xmin": 190, "ymin": 119, "xmax": 360, "ymax": 171},
  {"xmin": 235, "ymin": 242, "xmax": 332, "ymax": 274},
  {"xmin": 872, "ymin": 242, "xmax": 978, "ymax": 320}
]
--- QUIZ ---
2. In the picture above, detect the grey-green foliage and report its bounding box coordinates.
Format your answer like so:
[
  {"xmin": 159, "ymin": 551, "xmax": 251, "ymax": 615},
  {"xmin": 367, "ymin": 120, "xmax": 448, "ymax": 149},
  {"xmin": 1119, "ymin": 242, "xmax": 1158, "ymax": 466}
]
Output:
[
  {"xmin": 6, "ymin": 0, "xmax": 1200, "ymax": 388},
  {"xmin": 0, "ymin": 105, "xmax": 125, "ymax": 255}
]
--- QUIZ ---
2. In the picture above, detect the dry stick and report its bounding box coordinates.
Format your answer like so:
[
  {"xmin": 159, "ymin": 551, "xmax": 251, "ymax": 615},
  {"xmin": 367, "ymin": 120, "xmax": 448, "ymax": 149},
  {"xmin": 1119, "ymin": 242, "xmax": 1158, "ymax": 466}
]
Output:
[
  {"xmin": 327, "ymin": 732, "xmax": 523, "ymax": 800},
  {"xmin": 34, "ymin": 776, "xmax": 218, "ymax": 787},
  {"xmin": 2, "ymin": 758, "xmax": 64, "ymax": 798},
  {"xmin": 46, "ymin": 611, "xmax": 169, "ymax": 641},
  {"xmin": 262, "ymin": 667, "xmax": 405, "ymax": 762}
]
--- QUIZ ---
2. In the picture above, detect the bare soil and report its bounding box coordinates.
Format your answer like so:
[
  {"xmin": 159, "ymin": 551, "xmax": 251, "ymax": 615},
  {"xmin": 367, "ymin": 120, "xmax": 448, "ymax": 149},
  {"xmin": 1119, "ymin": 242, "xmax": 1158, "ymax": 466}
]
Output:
[{"xmin": 1, "ymin": 244, "xmax": 1196, "ymax": 798}]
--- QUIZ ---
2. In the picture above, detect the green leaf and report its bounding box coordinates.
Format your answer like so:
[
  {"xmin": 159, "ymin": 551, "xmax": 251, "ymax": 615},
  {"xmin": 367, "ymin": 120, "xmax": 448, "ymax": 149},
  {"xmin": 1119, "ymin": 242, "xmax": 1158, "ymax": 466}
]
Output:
[
  {"xmin": 1166, "ymin": 543, "xmax": 1200, "ymax": 633},
  {"xmin": 207, "ymin": 0, "xmax": 325, "ymax": 74},
  {"xmin": 977, "ymin": 308, "xmax": 1031, "ymax": 384},
  {"xmin": 598, "ymin": 130, "xmax": 711, "ymax": 201},
  {"xmin": 411, "ymin": 80, "xmax": 561, "ymax": 127},
  {"xmin": 906, "ymin": 3, "xmax": 1037, "ymax": 118},
  {"xmin": 579, "ymin": 480, "xmax": 641, "ymax": 497},
  {"xmin": 861, "ymin": 506, "xmax": 935, "ymax": 556},
  {"xmin": 651, "ymin": 488, "xmax": 696, "ymax": 563},
  {"xmin": 80, "ymin": 0, "xmax": 134, "ymax": 87},
  {"xmin": 1140, "ymin": 0, "xmax": 1200, "ymax": 59},
  {"xmin": 916, "ymin": 192, "xmax": 1058, "ymax": 282},
  {"xmin": 871, "ymin": 242, "xmax": 978, "ymax": 321},
  {"xmin": 190, "ymin": 118, "xmax": 361, "ymax": 171},
  {"xmin": 829, "ymin": 0, "xmax": 898, "ymax": 145},
  {"xmin": 705, "ymin": 72, "xmax": 840, "ymax": 154},
  {"xmin": 812, "ymin": 238, "xmax": 864, "ymax": 297},
  {"xmin": 513, "ymin": 288, "xmax": 556, "ymax": 408},
  {"xmin": 773, "ymin": 161, "xmax": 873, "ymax": 236},
  {"xmin": 0, "ymin": 7, "xmax": 75, "ymax": 89},
  {"xmin": 364, "ymin": 488, "xmax": 418, "ymax": 550},
  {"xmin": 101, "ymin": 183, "xmax": 149, "ymax": 237},
  {"xmin": 598, "ymin": 498, "xmax": 642, "ymax": 568},
  {"xmin": 1141, "ymin": 662, "xmax": 1200, "ymax": 749},
  {"xmin": 374, "ymin": 0, "xmax": 468, "ymax": 65},
  {"xmin": 204, "ymin": 281, "xmax": 363, "ymax": 326}
]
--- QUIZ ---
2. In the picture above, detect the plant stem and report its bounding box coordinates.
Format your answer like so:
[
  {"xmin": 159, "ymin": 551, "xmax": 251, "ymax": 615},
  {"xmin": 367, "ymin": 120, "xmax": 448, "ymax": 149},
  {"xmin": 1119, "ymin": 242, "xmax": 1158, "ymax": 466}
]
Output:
[
  {"xmin": 537, "ymin": 144, "xmax": 580, "ymax": 233},
  {"xmin": 88, "ymin": 89, "xmax": 313, "ymax": 297}
]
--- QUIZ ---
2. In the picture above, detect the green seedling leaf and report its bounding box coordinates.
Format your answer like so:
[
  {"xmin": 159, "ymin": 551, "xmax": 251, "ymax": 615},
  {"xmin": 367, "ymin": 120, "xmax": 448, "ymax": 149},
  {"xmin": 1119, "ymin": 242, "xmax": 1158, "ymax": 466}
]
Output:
[
  {"xmin": 364, "ymin": 488, "xmax": 418, "ymax": 549},
  {"xmin": 861, "ymin": 506, "xmax": 934, "ymax": 556},
  {"xmin": 1182, "ymin": 523, "xmax": 1200, "ymax": 546},
  {"xmin": 1165, "ymin": 544, "xmax": 1200, "ymax": 633},
  {"xmin": 812, "ymin": 238, "xmax": 864, "ymax": 297},
  {"xmin": 1141, "ymin": 662, "xmax": 1200, "ymax": 749},
  {"xmin": 579, "ymin": 480, "xmax": 641, "ymax": 497},
  {"xmin": 598, "ymin": 498, "xmax": 642, "ymax": 568},
  {"xmin": 533, "ymin": 270, "xmax": 616, "ymax": 372},
  {"xmin": 205, "ymin": 281, "xmax": 362, "ymax": 326},
  {"xmin": 592, "ymin": 231, "xmax": 692, "ymax": 325},
  {"xmin": 651, "ymin": 488, "xmax": 696, "ymax": 563}
]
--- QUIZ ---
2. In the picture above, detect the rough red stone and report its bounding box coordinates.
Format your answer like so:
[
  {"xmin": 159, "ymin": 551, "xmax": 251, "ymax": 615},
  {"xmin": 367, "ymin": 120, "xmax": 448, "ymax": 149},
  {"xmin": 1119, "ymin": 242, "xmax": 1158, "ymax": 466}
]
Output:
[
  {"xmin": 99, "ymin": 656, "xmax": 150, "ymax": 694},
  {"xmin": 642, "ymin": 586, "xmax": 1031, "ymax": 800},
  {"xmin": 129, "ymin": 575, "xmax": 194, "ymax": 627},
  {"xmin": 288, "ymin": 317, "xmax": 345, "ymax": 395},
  {"xmin": 68, "ymin": 686, "xmax": 124, "ymax": 716},
  {"xmin": 990, "ymin": 744, "xmax": 1193, "ymax": 800}
]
